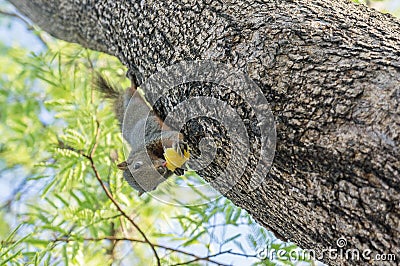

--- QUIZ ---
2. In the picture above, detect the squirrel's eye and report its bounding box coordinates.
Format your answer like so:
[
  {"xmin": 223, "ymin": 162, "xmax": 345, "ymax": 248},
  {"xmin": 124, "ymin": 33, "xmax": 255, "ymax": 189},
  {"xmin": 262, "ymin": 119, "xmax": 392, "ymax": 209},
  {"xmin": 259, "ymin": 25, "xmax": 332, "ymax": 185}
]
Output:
[
  {"xmin": 133, "ymin": 161, "xmax": 143, "ymax": 169},
  {"xmin": 157, "ymin": 166, "xmax": 166, "ymax": 174}
]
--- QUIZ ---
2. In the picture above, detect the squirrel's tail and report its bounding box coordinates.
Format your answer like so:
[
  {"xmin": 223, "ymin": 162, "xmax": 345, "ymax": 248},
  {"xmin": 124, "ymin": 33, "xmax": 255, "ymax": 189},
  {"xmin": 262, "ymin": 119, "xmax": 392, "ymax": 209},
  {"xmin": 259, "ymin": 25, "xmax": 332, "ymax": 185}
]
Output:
[
  {"xmin": 94, "ymin": 74, "xmax": 131, "ymax": 125},
  {"xmin": 94, "ymin": 74, "xmax": 121, "ymax": 100}
]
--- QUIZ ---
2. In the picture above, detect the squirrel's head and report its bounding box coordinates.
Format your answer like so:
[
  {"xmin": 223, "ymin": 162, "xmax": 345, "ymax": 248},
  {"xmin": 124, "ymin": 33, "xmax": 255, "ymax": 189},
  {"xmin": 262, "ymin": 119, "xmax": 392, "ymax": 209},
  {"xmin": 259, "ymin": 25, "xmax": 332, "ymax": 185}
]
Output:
[{"xmin": 117, "ymin": 150, "xmax": 172, "ymax": 196}]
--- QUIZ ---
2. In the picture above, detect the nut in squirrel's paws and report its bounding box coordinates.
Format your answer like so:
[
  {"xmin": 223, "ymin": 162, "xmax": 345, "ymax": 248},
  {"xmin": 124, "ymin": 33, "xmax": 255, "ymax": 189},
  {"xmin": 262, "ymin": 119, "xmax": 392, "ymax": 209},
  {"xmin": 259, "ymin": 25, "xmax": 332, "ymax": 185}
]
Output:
[{"xmin": 163, "ymin": 141, "xmax": 190, "ymax": 175}]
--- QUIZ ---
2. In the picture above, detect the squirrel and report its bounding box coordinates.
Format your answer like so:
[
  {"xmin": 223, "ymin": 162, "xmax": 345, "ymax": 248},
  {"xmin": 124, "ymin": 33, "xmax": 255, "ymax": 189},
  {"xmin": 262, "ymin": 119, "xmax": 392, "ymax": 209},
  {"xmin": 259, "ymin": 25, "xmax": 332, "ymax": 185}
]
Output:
[{"xmin": 95, "ymin": 75, "xmax": 190, "ymax": 196}]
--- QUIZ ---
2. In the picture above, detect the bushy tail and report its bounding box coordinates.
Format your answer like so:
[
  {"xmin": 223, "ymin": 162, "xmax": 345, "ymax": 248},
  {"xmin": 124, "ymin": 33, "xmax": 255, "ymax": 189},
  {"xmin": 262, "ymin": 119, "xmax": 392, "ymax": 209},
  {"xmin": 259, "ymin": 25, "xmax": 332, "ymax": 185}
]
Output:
[
  {"xmin": 94, "ymin": 73, "xmax": 127, "ymax": 125},
  {"xmin": 94, "ymin": 74, "xmax": 121, "ymax": 100}
]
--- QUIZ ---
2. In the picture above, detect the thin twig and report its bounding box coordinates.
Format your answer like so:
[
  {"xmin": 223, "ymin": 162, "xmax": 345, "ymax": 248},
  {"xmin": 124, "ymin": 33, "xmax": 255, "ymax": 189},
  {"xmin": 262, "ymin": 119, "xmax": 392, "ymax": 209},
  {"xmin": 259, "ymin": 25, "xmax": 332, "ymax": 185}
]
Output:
[
  {"xmin": 106, "ymin": 222, "xmax": 117, "ymax": 264},
  {"xmin": 58, "ymin": 122, "xmax": 162, "ymax": 265},
  {"xmin": 81, "ymin": 152, "xmax": 162, "ymax": 266},
  {"xmin": 0, "ymin": 8, "xmax": 48, "ymax": 48},
  {"xmin": 0, "ymin": 174, "xmax": 32, "ymax": 210},
  {"xmin": 171, "ymin": 248, "xmax": 258, "ymax": 266},
  {"xmin": 1, "ymin": 235, "xmax": 256, "ymax": 265},
  {"xmin": 0, "ymin": 9, "xmax": 30, "ymax": 26},
  {"xmin": 52, "ymin": 237, "xmax": 235, "ymax": 265},
  {"xmin": 170, "ymin": 249, "xmax": 237, "ymax": 266}
]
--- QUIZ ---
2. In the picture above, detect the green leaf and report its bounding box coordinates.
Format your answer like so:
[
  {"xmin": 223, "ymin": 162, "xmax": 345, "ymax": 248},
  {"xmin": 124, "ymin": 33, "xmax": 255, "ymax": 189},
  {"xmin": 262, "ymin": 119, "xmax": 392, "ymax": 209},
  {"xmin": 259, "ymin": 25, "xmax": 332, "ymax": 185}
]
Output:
[
  {"xmin": 25, "ymin": 239, "xmax": 50, "ymax": 249},
  {"xmin": 182, "ymin": 230, "xmax": 206, "ymax": 247},
  {"xmin": 221, "ymin": 233, "xmax": 241, "ymax": 246}
]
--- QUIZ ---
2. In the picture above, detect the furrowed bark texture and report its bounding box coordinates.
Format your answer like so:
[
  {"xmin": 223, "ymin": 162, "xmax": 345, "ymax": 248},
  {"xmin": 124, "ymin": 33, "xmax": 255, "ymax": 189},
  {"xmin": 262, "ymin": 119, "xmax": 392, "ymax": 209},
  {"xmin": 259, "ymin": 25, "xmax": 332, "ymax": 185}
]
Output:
[{"xmin": 10, "ymin": 0, "xmax": 400, "ymax": 265}]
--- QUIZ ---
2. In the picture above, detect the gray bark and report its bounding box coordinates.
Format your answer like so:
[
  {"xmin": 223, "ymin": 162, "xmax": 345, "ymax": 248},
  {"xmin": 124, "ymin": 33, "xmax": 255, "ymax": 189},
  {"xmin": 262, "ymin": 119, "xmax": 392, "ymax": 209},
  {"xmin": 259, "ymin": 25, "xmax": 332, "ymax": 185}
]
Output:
[{"xmin": 9, "ymin": 0, "xmax": 400, "ymax": 265}]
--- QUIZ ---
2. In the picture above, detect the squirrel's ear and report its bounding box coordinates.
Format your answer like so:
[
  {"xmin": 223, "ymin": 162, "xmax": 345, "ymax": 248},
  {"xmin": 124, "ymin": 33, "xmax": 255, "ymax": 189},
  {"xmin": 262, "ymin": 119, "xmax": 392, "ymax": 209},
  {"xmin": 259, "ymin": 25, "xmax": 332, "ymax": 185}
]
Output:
[
  {"xmin": 138, "ymin": 191, "xmax": 144, "ymax": 196},
  {"xmin": 117, "ymin": 161, "xmax": 128, "ymax": 170}
]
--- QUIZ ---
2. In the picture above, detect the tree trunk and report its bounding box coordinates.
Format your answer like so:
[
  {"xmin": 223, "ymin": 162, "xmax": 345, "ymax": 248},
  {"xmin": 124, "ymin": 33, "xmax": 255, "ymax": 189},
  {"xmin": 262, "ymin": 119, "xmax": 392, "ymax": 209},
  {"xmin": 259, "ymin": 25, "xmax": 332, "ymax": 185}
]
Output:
[{"xmin": 9, "ymin": 0, "xmax": 400, "ymax": 265}]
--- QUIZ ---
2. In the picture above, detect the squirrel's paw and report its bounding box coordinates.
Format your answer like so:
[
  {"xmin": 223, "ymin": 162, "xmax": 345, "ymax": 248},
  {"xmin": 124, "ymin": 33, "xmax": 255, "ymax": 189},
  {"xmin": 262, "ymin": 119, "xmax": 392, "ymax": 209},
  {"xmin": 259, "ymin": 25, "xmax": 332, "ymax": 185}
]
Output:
[
  {"xmin": 172, "ymin": 141, "xmax": 190, "ymax": 158},
  {"xmin": 173, "ymin": 168, "xmax": 185, "ymax": 176}
]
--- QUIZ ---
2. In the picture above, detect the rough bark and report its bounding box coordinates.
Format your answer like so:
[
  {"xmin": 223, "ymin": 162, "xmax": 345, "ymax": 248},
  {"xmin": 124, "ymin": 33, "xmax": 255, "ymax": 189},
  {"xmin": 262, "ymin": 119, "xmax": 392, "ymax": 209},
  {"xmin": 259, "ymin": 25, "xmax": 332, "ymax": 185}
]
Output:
[{"xmin": 9, "ymin": 0, "xmax": 400, "ymax": 265}]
